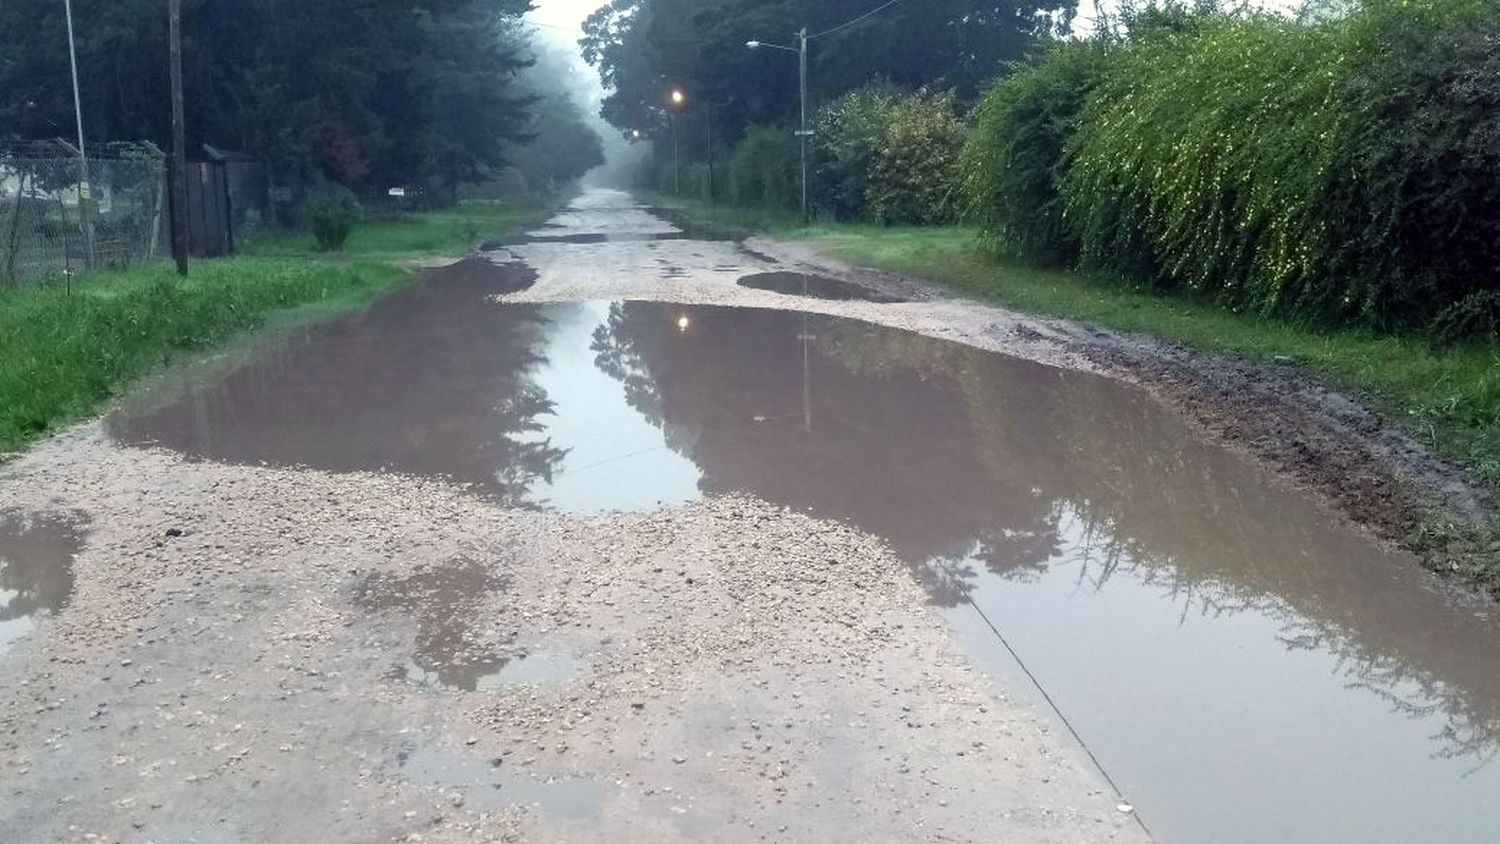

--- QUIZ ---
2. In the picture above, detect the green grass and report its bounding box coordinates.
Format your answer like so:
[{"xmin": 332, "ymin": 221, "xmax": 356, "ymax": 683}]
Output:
[
  {"xmin": 242, "ymin": 196, "xmax": 558, "ymax": 259},
  {"xmin": 1, "ymin": 196, "xmax": 561, "ymax": 456},
  {"xmin": 653, "ymin": 196, "xmax": 1500, "ymax": 487}
]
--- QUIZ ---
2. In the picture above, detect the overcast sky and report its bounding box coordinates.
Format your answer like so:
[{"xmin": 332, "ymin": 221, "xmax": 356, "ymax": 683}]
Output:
[{"xmin": 527, "ymin": 0, "xmax": 602, "ymax": 33}]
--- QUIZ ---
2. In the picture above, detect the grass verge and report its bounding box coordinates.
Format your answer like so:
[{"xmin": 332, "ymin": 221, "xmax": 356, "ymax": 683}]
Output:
[
  {"xmin": 242, "ymin": 196, "xmax": 558, "ymax": 259},
  {"xmin": 1, "ymin": 196, "xmax": 561, "ymax": 456}
]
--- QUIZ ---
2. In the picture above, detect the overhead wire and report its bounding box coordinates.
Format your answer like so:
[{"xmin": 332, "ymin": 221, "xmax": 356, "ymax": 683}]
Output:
[{"xmin": 809, "ymin": 0, "xmax": 907, "ymax": 39}]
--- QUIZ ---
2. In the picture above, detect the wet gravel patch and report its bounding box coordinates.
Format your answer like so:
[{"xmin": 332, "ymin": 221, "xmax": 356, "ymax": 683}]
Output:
[{"xmin": 0, "ymin": 429, "xmax": 1141, "ymax": 843}]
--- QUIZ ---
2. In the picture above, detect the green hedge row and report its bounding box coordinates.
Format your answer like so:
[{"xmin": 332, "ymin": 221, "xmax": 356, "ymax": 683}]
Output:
[
  {"xmin": 644, "ymin": 89, "xmax": 969, "ymax": 225},
  {"xmin": 962, "ymin": 0, "xmax": 1500, "ymax": 340}
]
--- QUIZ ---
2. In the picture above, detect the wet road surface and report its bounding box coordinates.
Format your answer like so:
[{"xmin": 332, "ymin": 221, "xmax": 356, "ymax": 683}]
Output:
[{"xmin": 7, "ymin": 190, "xmax": 1500, "ymax": 842}]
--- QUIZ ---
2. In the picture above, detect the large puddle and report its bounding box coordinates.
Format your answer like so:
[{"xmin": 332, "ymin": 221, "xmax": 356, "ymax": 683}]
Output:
[
  {"xmin": 109, "ymin": 275, "xmax": 1500, "ymax": 841},
  {"xmin": 0, "ymin": 510, "xmax": 84, "ymax": 655}
]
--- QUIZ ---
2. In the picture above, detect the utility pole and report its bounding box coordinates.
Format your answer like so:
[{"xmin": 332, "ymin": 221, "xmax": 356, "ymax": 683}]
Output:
[
  {"xmin": 706, "ymin": 102, "xmax": 715, "ymax": 206},
  {"xmin": 667, "ymin": 87, "xmax": 685, "ymax": 198},
  {"xmin": 747, "ymin": 33, "xmax": 811, "ymax": 223},
  {"xmin": 797, "ymin": 27, "xmax": 808, "ymax": 225},
  {"xmin": 168, "ymin": 0, "xmax": 189, "ymax": 276},
  {"xmin": 63, "ymin": 0, "xmax": 96, "ymax": 269}
]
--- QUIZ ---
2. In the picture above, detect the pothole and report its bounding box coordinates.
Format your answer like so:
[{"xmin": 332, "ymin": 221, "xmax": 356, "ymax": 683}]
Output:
[{"xmin": 737, "ymin": 271, "xmax": 905, "ymax": 303}]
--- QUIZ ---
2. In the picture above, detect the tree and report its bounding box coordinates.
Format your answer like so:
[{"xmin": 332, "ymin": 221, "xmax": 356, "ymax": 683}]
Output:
[
  {"xmin": 502, "ymin": 36, "xmax": 607, "ymax": 191},
  {"xmin": 581, "ymin": 0, "xmax": 1077, "ymax": 148},
  {"xmin": 0, "ymin": 0, "xmax": 537, "ymax": 197}
]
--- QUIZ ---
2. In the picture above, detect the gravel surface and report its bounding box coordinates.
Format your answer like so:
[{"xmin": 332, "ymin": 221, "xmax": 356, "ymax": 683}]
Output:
[{"xmin": 0, "ymin": 427, "xmax": 1143, "ymax": 842}]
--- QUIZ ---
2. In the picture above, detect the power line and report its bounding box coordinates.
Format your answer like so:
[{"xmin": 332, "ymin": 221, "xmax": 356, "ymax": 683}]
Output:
[{"xmin": 810, "ymin": 0, "xmax": 907, "ymax": 40}]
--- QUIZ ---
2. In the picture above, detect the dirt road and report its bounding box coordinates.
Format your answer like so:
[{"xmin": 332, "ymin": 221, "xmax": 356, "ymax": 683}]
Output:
[
  {"xmin": 3, "ymin": 190, "xmax": 1497, "ymax": 843},
  {"xmin": 0, "ymin": 192, "xmax": 1146, "ymax": 842}
]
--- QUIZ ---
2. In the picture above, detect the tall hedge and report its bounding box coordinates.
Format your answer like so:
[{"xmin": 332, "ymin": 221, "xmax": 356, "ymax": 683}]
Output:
[
  {"xmin": 728, "ymin": 126, "xmax": 801, "ymax": 210},
  {"xmin": 962, "ymin": 0, "xmax": 1500, "ymax": 337},
  {"xmin": 814, "ymin": 88, "xmax": 899, "ymax": 220},
  {"xmin": 866, "ymin": 91, "xmax": 968, "ymax": 225},
  {"xmin": 961, "ymin": 41, "xmax": 1110, "ymax": 265}
]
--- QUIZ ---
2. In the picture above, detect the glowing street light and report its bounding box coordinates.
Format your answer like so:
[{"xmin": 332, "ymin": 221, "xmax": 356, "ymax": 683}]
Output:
[
  {"xmin": 677, "ymin": 314, "xmax": 691, "ymax": 332},
  {"xmin": 666, "ymin": 87, "xmax": 688, "ymax": 196}
]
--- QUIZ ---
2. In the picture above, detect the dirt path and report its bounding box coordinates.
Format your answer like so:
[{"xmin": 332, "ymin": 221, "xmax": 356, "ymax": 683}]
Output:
[{"xmin": 0, "ymin": 192, "xmax": 1149, "ymax": 842}]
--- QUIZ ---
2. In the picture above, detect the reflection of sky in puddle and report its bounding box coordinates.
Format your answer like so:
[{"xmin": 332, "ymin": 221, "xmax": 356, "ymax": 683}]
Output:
[
  {"xmin": 397, "ymin": 745, "xmax": 603, "ymax": 821},
  {"xmin": 515, "ymin": 301, "xmax": 701, "ymax": 512},
  {"xmin": 398, "ymin": 647, "xmax": 577, "ymax": 694},
  {"xmin": 0, "ymin": 510, "xmax": 84, "ymax": 655}
]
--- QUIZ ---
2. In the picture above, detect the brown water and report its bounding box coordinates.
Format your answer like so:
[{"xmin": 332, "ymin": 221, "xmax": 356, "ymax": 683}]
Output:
[
  {"xmin": 0, "ymin": 510, "xmax": 84, "ymax": 655},
  {"xmin": 737, "ymin": 271, "xmax": 906, "ymax": 303},
  {"xmin": 109, "ymin": 281, "xmax": 1500, "ymax": 842}
]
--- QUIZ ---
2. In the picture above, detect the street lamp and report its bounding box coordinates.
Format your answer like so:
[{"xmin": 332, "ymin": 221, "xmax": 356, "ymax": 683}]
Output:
[
  {"xmin": 666, "ymin": 87, "xmax": 687, "ymax": 197},
  {"xmin": 746, "ymin": 29, "xmax": 810, "ymax": 224}
]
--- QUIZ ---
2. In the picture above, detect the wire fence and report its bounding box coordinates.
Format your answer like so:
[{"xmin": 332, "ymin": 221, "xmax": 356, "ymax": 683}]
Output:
[
  {"xmin": 1, "ymin": 141, "xmax": 278, "ymax": 286},
  {"xmin": 1, "ymin": 141, "xmax": 169, "ymax": 285}
]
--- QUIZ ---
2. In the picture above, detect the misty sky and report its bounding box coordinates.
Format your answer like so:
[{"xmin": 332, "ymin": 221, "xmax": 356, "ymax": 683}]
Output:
[{"xmin": 528, "ymin": 0, "xmax": 602, "ymax": 33}]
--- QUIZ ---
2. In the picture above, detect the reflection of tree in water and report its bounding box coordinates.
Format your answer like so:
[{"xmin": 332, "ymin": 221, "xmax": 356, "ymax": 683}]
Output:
[
  {"xmin": 0, "ymin": 511, "xmax": 82, "ymax": 623},
  {"xmin": 595, "ymin": 303, "xmax": 1500, "ymax": 767},
  {"xmin": 589, "ymin": 302, "xmax": 1058, "ymax": 607},
  {"xmin": 109, "ymin": 272, "xmax": 569, "ymax": 506},
  {"xmin": 355, "ymin": 553, "xmax": 513, "ymax": 693},
  {"xmin": 1046, "ymin": 507, "xmax": 1500, "ymax": 768}
]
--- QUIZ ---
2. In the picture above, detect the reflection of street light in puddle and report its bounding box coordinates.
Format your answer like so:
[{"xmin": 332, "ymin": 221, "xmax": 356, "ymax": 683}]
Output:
[{"xmin": 677, "ymin": 315, "xmax": 691, "ymax": 332}]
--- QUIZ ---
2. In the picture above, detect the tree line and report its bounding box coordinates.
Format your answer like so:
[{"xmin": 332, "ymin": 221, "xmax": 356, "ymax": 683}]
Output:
[{"xmin": 0, "ymin": 0, "xmax": 602, "ymax": 200}]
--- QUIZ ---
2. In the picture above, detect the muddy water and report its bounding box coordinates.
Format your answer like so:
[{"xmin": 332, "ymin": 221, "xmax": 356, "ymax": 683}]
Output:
[
  {"xmin": 0, "ymin": 510, "xmax": 84, "ymax": 655},
  {"xmin": 111, "ymin": 286, "xmax": 1500, "ymax": 841},
  {"xmin": 738, "ymin": 271, "xmax": 906, "ymax": 303}
]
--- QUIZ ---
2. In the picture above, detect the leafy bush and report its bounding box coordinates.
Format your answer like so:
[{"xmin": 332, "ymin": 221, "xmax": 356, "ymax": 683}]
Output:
[
  {"xmin": 866, "ymin": 91, "xmax": 968, "ymax": 225},
  {"xmin": 813, "ymin": 88, "xmax": 897, "ymax": 220},
  {"xmin": 1347, "ymin": 10, "xmax": 1500, "ymax": 333},
  {"xmin": 728, "ymin": 126, "xmax": 800, "ymax": 211},
  {"xmin": 961, "ymin": 41, "xmax": 1111, "ymax": 265},
  {"xmin": 1050, "ymin": 0, "xmax": 1497, "ymax": 333},
  {"xmin": 303, "ymin": 187, "xmax": 364, "ymax": 252}
]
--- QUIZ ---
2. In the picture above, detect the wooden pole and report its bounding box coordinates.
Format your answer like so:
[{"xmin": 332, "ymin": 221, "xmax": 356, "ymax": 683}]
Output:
[
  {"xmin": 168, "ymin": 0, "xmax": 189, "ymax": 275},
  {"xmin": 63, "ymin": 0, "xmax": 96, "ymax": 269}
]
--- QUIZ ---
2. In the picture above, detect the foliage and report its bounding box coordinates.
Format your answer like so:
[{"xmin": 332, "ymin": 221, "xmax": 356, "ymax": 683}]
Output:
[
  {"xmin": 1348, "ymin": 9, "xmax": 1500, "ymax": 335},
  {"xmin": 304, "ymin": 188, "xmax": 365, "ymax": 252},
  {"xmin": 961, "ymin": 40, "xmax": 1111, "ymax": 264},
  {"xmin": 727, "ymin": 126, "xmax": 800, "ymax": 210},
  {"xmin": 0, "ymin": 0, "xmax": 538, "ymax": 195},
  {"xmin": 813, "ymin": 88, "xmax": 897, "ymax": 220},
  {"xmin": 581, "ymin": 0, "xmax": 1076, "ymax": 152},
  {"xmin": 502, "ymin": 39, "xmax": 607, "ymax": 192},
  {"xmin": 958, "ymin": 0, "xmax": 1500, "ymax": 338},
  {"xmin": 245, "ymin": 198, "xmax": 554, "ymax": 258},
  {"xmin": 865, "ymin": 91, "xmax": 968, "ymax": 225}
]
